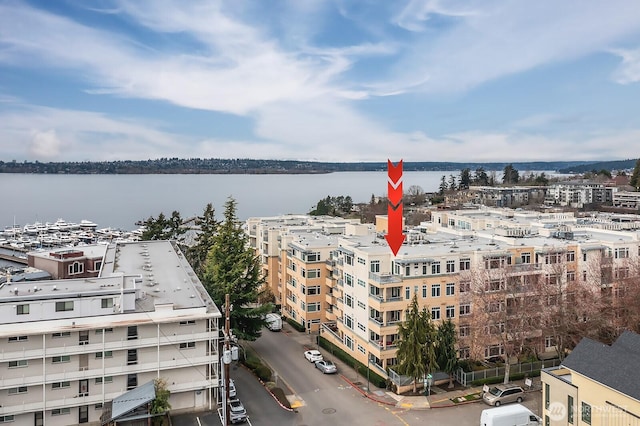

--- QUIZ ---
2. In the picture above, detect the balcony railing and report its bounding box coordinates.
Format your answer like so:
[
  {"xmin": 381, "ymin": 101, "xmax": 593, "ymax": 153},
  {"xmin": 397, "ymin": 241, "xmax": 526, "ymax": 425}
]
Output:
[{"xmin": 369, "ymin": 272, "xmax": 402, "ymax": 284}]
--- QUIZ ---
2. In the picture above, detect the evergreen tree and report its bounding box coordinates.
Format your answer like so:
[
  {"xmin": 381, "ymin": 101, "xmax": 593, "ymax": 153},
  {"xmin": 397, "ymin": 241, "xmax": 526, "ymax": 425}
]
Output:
[
  {"xmin": 459, "ymin": 168, "xmax": 471, "ymax": 190},
  {"xmin": 436, "ymin": 319, "xmax": 459, "ymax": 388},
  {"xmin": 439, "ymin": 175, "xmax": 448, "ymax": 195},
  {"xmin": 186, "ymin": 203, "xmax": 219, "ymax": 278},
  {"xmin": 474, "ymin": 167, "xmax": 489, "ymax": 186},
  {"xmin": 203, "ymin": 197, "xmax": 272, "ymax": 341},
  {"xmin": 141, "ymin": 211, "xmax": 186, "ymax": 241},
  {"xmin": 448, "ymin": 174, "xmax": 457, "ymax": 191},
  {"xmin": 396, "ymin": 294, "xmax": 437, "ymax": 393},
  {"xmin": 630, "ymin": 159, "xmax": 640, "ymax": 191},
  {"xmin": 502, "ymin": 164, "xmax": 520, "ymax": 185}
]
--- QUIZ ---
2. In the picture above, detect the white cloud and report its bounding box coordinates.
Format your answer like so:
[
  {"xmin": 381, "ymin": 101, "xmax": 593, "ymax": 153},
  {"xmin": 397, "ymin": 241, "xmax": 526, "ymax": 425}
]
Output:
[
  {"xmin": 29, "ymin": 130, "xmax": 65, "ymax": 158},
  {"xmin": 387, "ymin": 1, "xmax": 640, "ymax": 94},
  {"xmin": 393, "ymin": 0, "xmax": 478, "ymax": 32},
  {"xmin": 610, "ymin": 47, "xmax": 640, "ymax": 84}
]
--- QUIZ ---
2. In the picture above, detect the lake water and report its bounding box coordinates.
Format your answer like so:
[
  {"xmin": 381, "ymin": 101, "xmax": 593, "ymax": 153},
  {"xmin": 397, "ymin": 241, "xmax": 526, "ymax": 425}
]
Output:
[{"xmin": 0, "ymin": 171, "xmax": 562, "ymax": 230}]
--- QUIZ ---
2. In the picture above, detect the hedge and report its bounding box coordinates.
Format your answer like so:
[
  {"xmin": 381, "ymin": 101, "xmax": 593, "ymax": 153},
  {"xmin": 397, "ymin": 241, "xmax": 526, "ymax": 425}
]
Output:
[
  {"xmin": 319, "ymin": 336, "xmax": 387, "ymax": 388},
  {"xmin": 470, "ymin": 370, "xmax": 541, "ymax": 386},
  {"xmin": 286, "ymin": 318, "xmax": 305, "ymax": 332},
  {"xmin": 254, "ymin": 364, "xmax": 272, "ymax": 382}
]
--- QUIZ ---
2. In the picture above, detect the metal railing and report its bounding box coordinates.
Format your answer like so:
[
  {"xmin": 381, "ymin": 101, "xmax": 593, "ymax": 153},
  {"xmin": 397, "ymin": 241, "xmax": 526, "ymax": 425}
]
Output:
[{"xmin": 454, "ymin": 358, "xmax": 562, "ymax": 386}]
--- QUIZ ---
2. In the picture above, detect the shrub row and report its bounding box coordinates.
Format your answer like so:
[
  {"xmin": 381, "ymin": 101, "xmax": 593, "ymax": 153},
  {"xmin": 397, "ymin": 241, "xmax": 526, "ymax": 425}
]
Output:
[
  {"xmin": 470, "ymin": 370, "xmax": 541, "ymax": 386},
  {"xmin": 318, "ymin": 336, "xmax": 387, "ymax": 388},
  {"xmin": 286, "ymin": 317, "xmax": 305, "ymax": 332},
  {"xmin": 241, "ymin": 346, "xmax": 273, "ymax": 382}
]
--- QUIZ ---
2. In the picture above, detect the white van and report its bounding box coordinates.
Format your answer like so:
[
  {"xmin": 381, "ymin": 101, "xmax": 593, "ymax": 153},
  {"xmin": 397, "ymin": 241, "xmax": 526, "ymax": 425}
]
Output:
[
  {"xmin": 480, "ymin": 404, "xmax": 541, "ymax": 426},
  {"xmin": 265, "ymin": 313, "xmax": 282, "ymax": 331}
]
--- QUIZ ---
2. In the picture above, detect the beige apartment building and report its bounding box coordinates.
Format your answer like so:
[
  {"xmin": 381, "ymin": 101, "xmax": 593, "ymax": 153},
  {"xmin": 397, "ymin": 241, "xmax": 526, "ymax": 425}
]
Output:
[
  {"xmin": 248, "ymin": 208, "xmax": 640, "ymax": 380},
  {"xmin": 541, "ymin": 331, "xmax": 640, "ymax": 426},
  {"xmin": 0, "ymin": 241, "xmax": 221, "ymax": 426}
]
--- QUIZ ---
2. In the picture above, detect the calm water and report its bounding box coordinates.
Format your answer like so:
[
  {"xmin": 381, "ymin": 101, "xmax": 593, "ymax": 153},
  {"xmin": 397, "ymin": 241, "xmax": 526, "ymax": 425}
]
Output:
[{"xmin": 0, "ymin": 171, "xmax": 561, "ymax": 230}]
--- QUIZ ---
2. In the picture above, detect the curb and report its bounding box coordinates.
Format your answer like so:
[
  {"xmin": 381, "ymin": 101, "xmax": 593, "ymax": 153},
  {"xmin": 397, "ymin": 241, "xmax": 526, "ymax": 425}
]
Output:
[
  {"xmin": 339, "ymin": 374, "xmax": 397, "ymax": 407},
  {"xmin": 239, "ymin": 363, "xmax": 296, "ymax": 412}
]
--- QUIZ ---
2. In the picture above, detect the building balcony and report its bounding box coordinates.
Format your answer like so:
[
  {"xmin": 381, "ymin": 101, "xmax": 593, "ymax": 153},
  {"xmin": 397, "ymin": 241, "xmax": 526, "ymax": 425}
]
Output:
[{"xmin": 368, "ymin": 272, "xmax": 402, "ymax": 285}]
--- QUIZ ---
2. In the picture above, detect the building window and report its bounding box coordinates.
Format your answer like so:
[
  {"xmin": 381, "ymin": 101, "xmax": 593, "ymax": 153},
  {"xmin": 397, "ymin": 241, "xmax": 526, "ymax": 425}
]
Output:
[
  {"xmin": 422, "ymin": 285, "xmax": 427, "ymax": 298},
  {"xmin": 521, "ymin": 253, "xmax": 531, "ymax": 264},
  {"xmin": 446, "ymin": 305, "xmax": 455, "ymax": 319},
  {"xmin": 405, "ymin": 286, "xmax": 410, "ymax": 299},
  {"xmin": 544, "ymin": 383, "xmax": 549, "ymax": 408},
  {"xmin": 16, "ymin": 304, "xmax": 29, "ymax": 315},
  {"xmin": 95, "ymin": 328, "xmax": 113, "ymax": 334},
  {"xmin": 357, "ymin": 322, "xmax": 366, "ymax": 332},
  {"xmin": 566, "ymin": 251, "xmax": 575, "ymax": 262},
  {"xmin": 51, "ymin": 408, "xmax": 71, "ymax": 416},
  {"xmin": 459, "ymin": 281, "xmax": 471, "ymax": 293},
  {"xmin": 95, "ymin": 403, "xmax": 103, "ymax": 410},
  {"xmin": 55, "ymin": 301, "xmax": 74, "ymax": 312},
  {"xmin": 544, "ymin": 416, "xmax": 549, "ymax": 426},
  {"xmin": 357, "ymin": 279, "xmax": 366, "ymax": 288},
  {"xmin": 179, "ymin": 342, "xmax": 196, "ymax": 349},
  {"xmin": 95, "ymin": 376, "xmax": 113, "ymax": 384},
  {"xmin": 431, "ymin": 307, "xmax": 441, "ymax": 320},
  {"xmin": 52, "ymin": 356, "xmax": 71, "ymax": 363},
  {"xmin": 567, "ymin": 271, "xmax": 576, "ymax": 282},
  {"xmin": 431, "ymin": 262, "xmax": 441, "ymax": 274},
  {"xmin": 345, "ymin": 273, "xmax": 353, "ymax": 287},
  {"xmin": 179, "ymin": 320, "xmax": 196, "ymax": 325},
  {"xmin": 459, "ymin": 325, "xmax": 470, "ymax": 337},
  {"xmin": 8, "ymin": 336, "xmax": 28, "ymax": 343},
  {"xmin": 615, "ymin": 248, "xmax": 629, "ymax": 259},
  {"xmin": 581, "ymin": 402, "xmax": 591, "ymax": 424},
  {"xmin": 8, "ymin": 386, "xmax": 27, "ymax": 395},
  {"xmin": 101, "ymin": 298, "xmax": 113, "ymax": 309},
  {"xmin": 357, "ymin": 257, "xmax": 365, "ymax": 265},
  {"xmin": 8, "ymin": 360, "xmax": 28, "ymax": 368},
  {"xmin": 344, "ymin": 315, "xmax": 353, "ymax": 330},
  {"xmin": 51, "ymin": 381, "xmax": 71, "ymax": 390},
  {"xmin": 460, "ymin": 304, "xmax": 471, "ymax": 316},
  {"xmin": 127, "ymin": 349, "xmax": 138, "ymax": 365},
  {"xmin": 68, "ymin": 261, "xmax": 84, "ymax": 275},
  {"xmin": 568, "ymin": 395, "xmax": 574, "ymax": 424},
  {"xmin": 53, "ymin": 332, "xmax": 71, "ymax": 338},
  {"xmin": 431, "ymin": 284, "xmax": 441, "ymax": 298},
  {"xmin": 95, "ymin": 351, "xmax": 113, "ymax": 359},
  {"xmin": 344, "ymin": 335, "xmax": 354, "ymax": 350},
  {"xmin": 308, "ymin": 302, "xmax": 321, "ymax": 312},
  {"xmin": 370, "ymin": 261, "xmax": 380, "ymax": 273},
  {"xmin": 345, "ymin": 254, "xmax": 354, "ymax": 266},
  {"xmin": 127, "ymin": 374, "xmax": 138, "ymax": 390},
  {"xmin": 345, "ymin": 295, "xmax": 353, "ymax": 308},
  {"xmin": 303, "ymin": 251, "xmax": 320, "ymax": 262},
  {"xmin": 357, "ymin": 301, "xmax": 365, "ymax": 309},
  {"xmin": 459, "ymin": 258, "xmax": 471, "ymax": 270},
  {"xmin": 307, "ymin": 285, "xmax": 321, "ymax": 295},
  {"xmin": 446, "ymin": 283, "xmax": 455, "ymax": 296},
  {"xmin": 446, "ymin": 260, "xmax": 455, "ymax": 273},
  {"xmin": 0, "ymin": 416, "xmax": 15, "ymax": 423}
]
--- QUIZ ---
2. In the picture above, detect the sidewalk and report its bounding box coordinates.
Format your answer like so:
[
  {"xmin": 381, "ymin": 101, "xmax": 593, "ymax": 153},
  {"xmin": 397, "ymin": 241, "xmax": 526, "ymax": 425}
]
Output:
[{"xmin": 287, "ymin": 324, "xmax": 541, "ymax": 410}]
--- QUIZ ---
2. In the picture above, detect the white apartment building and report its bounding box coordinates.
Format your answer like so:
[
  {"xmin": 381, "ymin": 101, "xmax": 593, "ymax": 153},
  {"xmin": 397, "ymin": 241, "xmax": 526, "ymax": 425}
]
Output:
[
  {"xmin": 0, "ymin": 240, "xmax": 221, "ymax": 426},
  {"xmin": 613, "ymin": 191, "xmax": 640, "ymax": 209},
  {"xmin": 545, "ymin": 181, "xmax": 616, "ymax": 208}
]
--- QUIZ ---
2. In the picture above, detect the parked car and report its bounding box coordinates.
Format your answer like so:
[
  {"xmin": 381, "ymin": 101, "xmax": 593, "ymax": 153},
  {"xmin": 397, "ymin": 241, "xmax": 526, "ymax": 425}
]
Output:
[
  {"xmin": 229, "ymin": 399, "xmax": 247, "ymax": 424},
  {"xmin": 304, "ymin": 349, "xmax": 323, "ymax": 363},
  {"xmin": 480, "ymin": 404, "xmax": 541, "ymax": 426},
  {"xmin": 315, "ymin": 360, "xmax": 337, "ymax": 374},
  {"xmin": 218, "ymin": 378, "xmax": 237, "ymax": 398},
  {"xmin": 265, "ymin": 313, "xmax": 282, "ymax": 331},
  {"xmin": 482, "ymin": 384, "xmax": 526, "ymax": 406}
]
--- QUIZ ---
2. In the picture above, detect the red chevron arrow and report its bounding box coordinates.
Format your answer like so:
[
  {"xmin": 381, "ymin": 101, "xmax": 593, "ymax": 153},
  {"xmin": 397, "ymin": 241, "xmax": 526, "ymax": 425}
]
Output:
[
  {"xmin": 388, "ymin": 181, "xmax": 403, "ymax": 207},
  {"xmin": 385, "ymin": 159, "xmax": 405, "ymax": 256},
  {"xmin": 385, "ymin": 202, "xmax": 405, "ymax": 256},
  {"xmin": 388, "ymin": 159, "xmax": 403, "ymax": 184}
]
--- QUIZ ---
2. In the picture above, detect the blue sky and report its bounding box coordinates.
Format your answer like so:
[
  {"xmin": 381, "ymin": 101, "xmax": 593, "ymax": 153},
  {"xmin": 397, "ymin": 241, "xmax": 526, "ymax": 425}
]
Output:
[{"xmin": 1, "ymin": 0, "xmax": 640, "ymax": 162}]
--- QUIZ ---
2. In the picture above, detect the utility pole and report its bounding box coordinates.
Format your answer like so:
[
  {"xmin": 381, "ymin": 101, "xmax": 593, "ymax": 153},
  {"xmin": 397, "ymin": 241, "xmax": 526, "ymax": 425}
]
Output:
[{"xmin": 224, "ymin": 293, "xmax": 231, "ymax": 426}]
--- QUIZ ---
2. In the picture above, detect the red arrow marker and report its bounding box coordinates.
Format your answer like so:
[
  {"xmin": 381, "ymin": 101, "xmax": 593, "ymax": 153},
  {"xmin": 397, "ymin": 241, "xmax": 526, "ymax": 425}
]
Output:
[{"xmin": 385, "ymin": 160, "xmax": 405, "ymax": 256}]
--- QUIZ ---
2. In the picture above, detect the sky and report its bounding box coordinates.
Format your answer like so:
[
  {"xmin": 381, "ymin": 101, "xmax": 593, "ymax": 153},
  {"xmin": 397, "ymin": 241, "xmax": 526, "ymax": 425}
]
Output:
[{"xmin": 1, "ymin": 0, "xmax": 640, "ymax": 163}]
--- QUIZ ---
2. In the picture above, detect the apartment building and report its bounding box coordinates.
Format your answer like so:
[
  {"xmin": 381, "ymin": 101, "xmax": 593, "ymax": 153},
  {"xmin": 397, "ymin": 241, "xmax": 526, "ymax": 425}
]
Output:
[
  {"xmin": 545, "ymin": 181, "xmax": 616, "ymax": 208},
  {"xmin": 613, "ymin": 191, "xmax": 640, "ymax": 209},
  {"xmin": 541, "ymin": 331, "xmax": 640, "ymax": 426},
  {"xmin": 248, "ymin": 208, "xmax": 640, "ymax": 380},
  {"xmin": 0, "ymin": 240, "xmax": 221, "ymax": 426}
]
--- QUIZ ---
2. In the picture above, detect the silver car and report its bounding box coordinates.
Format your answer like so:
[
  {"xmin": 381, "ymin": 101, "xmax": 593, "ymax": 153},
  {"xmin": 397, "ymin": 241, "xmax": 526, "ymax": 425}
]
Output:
[
  {"xmin": 482, "ymin": 384, "xmax": 525, "ymax": 406},
  {"xmin": 315, "ymin": 360, "xmax": 337, "ymax": 374},
  {"xmin": 229, "ymin": 399, "xmax": 247, "ymax": 424}
]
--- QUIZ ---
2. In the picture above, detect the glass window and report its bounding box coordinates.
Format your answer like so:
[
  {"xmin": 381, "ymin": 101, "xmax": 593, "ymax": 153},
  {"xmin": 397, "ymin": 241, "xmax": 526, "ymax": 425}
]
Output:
[
  {"xmin": 55, "ymin": 301, "xmax": 74, "ymax": 312},
  {"xmin": 8, "ymin": 360, "xmax": 28, "ymax": 368},
  {"xmin": 568, "ymin": 395, "xmax": 574, "ymax": 424},
  {"xmin": 16, "ymin": 304, "xmax": 29, "ymax": 315},
  {"xmin": 431, "ymin": 307, "xmax": 441, "ymax": 320},
  {"xmin": 446, "ymin": 283, "xmax": 455, "ymax": 296},
  {"xmin": 581, "ymin": 402, "xmax": 591, "ymax": 424},
  {"xmin": 431, "ymin": 284, "xmax": 441, "ymax": 297},
  {"xmin": 101, "ymin": 298, "xmax": 113, "ymax": 309},
  {"xmin": 52, "ymin": 356, "xmax": 71, "ymax": 363}
]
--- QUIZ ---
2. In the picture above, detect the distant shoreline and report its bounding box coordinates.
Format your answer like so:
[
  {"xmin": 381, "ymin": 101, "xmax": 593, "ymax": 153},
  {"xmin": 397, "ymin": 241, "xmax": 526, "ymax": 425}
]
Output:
[{"xmin": 0, "ymin": 158, "xmax": 604, "ymax": 175}]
